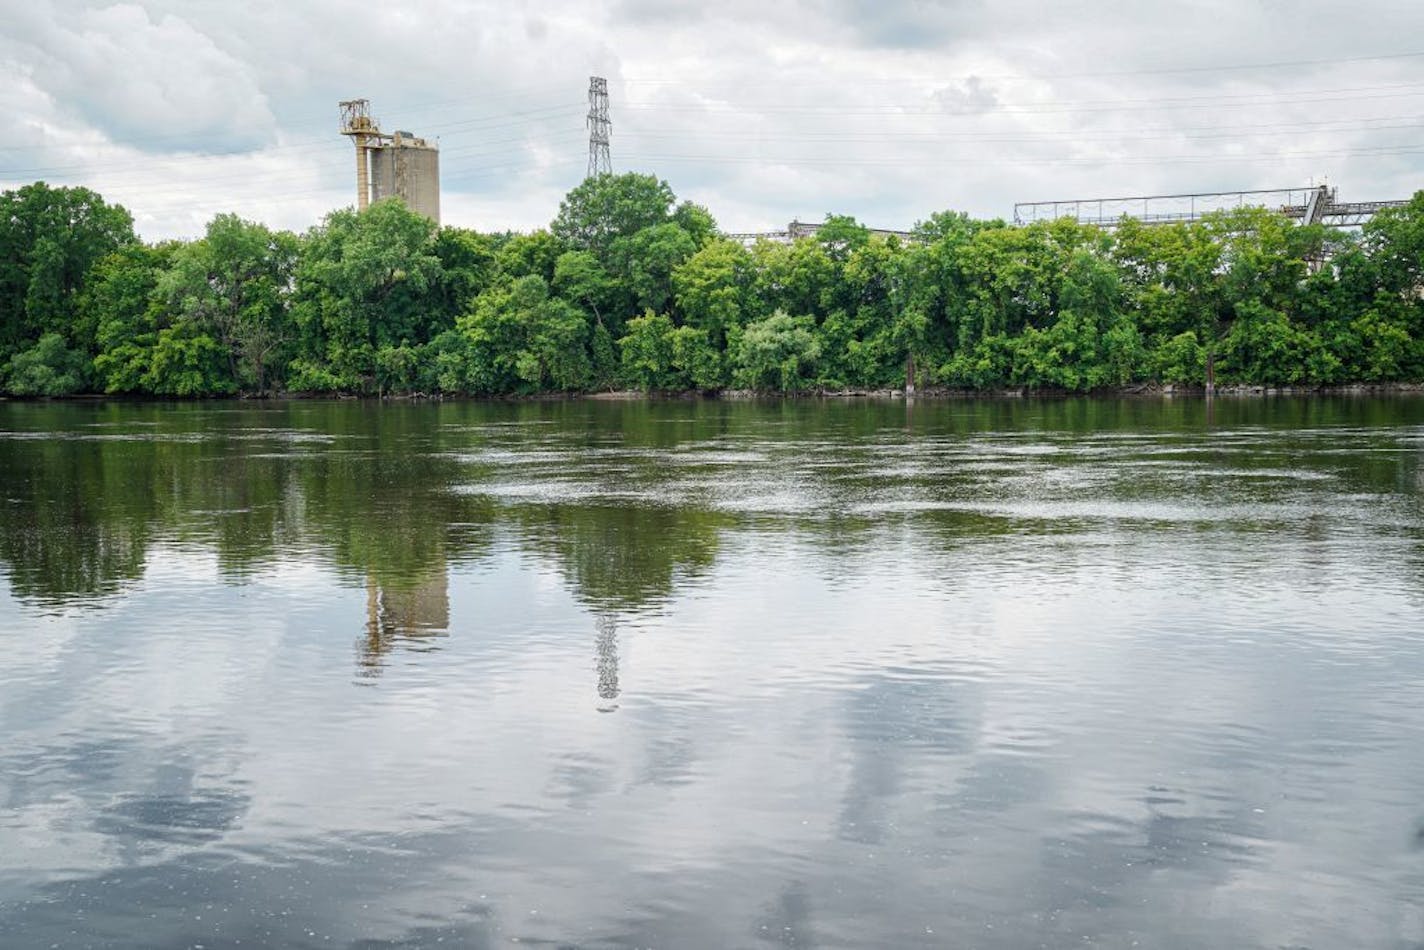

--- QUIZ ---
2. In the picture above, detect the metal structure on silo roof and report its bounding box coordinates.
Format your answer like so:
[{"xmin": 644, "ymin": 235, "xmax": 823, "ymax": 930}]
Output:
[{"xmin": 339, "ymin": 99, "xmax": 441, "ymax": 224}]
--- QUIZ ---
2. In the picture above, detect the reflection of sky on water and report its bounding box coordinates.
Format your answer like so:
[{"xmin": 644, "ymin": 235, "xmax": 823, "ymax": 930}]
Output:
[{"xmin": 1, "ymin": 398, "xmax": 1424, "ymax": 947}]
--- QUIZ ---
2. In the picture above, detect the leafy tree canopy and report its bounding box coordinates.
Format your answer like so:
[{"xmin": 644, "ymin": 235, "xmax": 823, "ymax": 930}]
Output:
[
  {"xmin": 552, "ymin": 173, "xmax": 677, "ymax": 254},
  {"xmin": 3, "ymin": 176, "xmax": 1423, "ymax": 398}
]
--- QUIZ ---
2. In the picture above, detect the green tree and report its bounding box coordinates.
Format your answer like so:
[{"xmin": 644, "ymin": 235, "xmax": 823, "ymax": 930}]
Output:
[
  {"xmin": 735, "ymin": 311, "xmax": 822, "ymax": 391},
  {"xmin": 672, "ymin": 201, "xmax": 718, "ymax": 247},
  {"xmin": 143, "ymin": 322, "xmax": 235, "ymax": 396},
  {"xmin": 1200, "ymin": 207, "xmax": 1317, "ymax": 386},
  {"xmin": 0, "ymin": 182, "xmax": 135, "ymax": 360},
  {"xmin": 3, "ymin": 174, "xmax": 1421, "ymax": 400},
  {"xmin": 751, "ymin": 238, "xmax": 835, "ymax": 323},
  {"xmin": 1363, "ymin": 193, "xmax": 1424, "ymax": 299},
  {"xmin": 86, "ymin": 244, "xmax": 172, "ymax": 393},
  {"xmin": 431, "ymin": 227, "xmax": 498, "ymax": 326},
  {"xmin": 552, "ymin": 173, "xmax": 676, "ymax": 254},
  {"xmin": 290, "ymin": 199, "xmax": 443, "ymax": 393},
  {"xmin": 1343, "ymin": 307, "xmax": 1416, "ymax": 381},
  {"xmin": 837, "ymin": 238, "xmax": 921, "ymax": 389},
  {"xmin": 494, "ymin": 229, "xmax": 566, "ymax": 283},
  {"xmin": 673, "ymin": 239, "xmax": 754, "ymax": 355},
  {"xmin": 617, "ymin": 311, "xmax": 722, "ymax": 391},
  {"xmin": 457, "ymin": 275, "xmax": 591, "ymax": 393},
  {"xmin": 3, "ymin": 332, "xmax": 89, "ymax": 395},
  {"xmin": 553, "ymin": 250, "xmax": 624, "ymax": 330},
  {"xmin": 608, "ymin": 223, "xmax": 698, "ymax": 314},
  {"xmin": 815, "ymin": 214, "xmax": 871, "ymax": 263},
  {"xmin": 1150, "ymin": 331, "xmax": 1207, "ymax": 385},
  {"xmin": 156, "ymin": 214, "xmax": 299, "ymax": 393},
  {"xmin": 1008, "ymin": 247, "xmax": 1144, "ymax": 390},
  {"xmin": 906, "ymin": 213, "xmax": 993, "ymax": 385},
  {"xmin": 618, "ymin": 311, "xmax": 677, "ymax": 389}
]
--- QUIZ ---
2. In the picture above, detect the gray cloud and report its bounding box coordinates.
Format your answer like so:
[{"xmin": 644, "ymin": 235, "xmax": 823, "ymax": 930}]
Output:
[
  {"xmin": 816, "ymin": 0, "xmax": 992, "ymax": 50},
  {"xmin": 4, "ymin": 2, "xmax": 277, "ymax": 152},
  {"xmin": 1, "ymin": 0, "xmax": 1421, "ymax": 239}
]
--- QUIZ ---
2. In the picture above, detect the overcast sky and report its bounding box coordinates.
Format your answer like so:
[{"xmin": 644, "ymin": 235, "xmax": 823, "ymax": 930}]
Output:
[{"xmin": 3, "ymin": 0, "xmax": 1422, "ymax": 240}]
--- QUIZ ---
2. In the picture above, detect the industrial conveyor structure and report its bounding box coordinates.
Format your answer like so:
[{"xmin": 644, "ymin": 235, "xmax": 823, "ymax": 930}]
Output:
[
  {"xmin": 1013, "ymin": 184, "xmax": 1408, "ymax": 229},
  {"xmin": 339, "ymin": 99, "xmax": 440, "ymax": 224}
]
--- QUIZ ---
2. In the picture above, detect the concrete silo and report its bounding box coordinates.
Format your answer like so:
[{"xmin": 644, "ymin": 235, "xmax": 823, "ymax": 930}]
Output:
[{"xmin": 339, "ymin": 100, "xmax": 441, "ymax": 224}]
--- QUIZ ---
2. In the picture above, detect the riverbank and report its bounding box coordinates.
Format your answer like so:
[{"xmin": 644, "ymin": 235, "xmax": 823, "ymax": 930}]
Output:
[
  {"xmin": 720, "ymin": 381, "xmax": 1424, "ymax": 399},
  {"xmin": 7, "ymin": 381, "xmax": 1424, "ymax": 403}
]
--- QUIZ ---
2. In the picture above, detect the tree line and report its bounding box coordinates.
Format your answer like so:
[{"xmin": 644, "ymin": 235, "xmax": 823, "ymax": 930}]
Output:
[{"xmin": 2, "ymin": 174, "xmax": 1422, "ymax": 397}]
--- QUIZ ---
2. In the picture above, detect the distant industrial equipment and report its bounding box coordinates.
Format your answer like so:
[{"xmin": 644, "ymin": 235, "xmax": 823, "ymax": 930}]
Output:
[
  {"xmin": 1013, "ymin": 183, "xmax": 1407, "ymax": 229},
  {"xmin": 723, "ymin": 220, "xmax": 915, "ymax": 246},
  {"xmin": 339, "ymin": 99, "xmax": 440, "ymax": 223},
  {"xmin": 586, "ymin": 76, "xmax": 612, "ymax": 178},
  {"xmin": 724, "ymin": 183, "xmax": 1411, "ymax": 243}
]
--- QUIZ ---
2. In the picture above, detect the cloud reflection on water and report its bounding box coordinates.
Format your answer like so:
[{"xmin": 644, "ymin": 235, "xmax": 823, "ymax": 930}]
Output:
[{"xmin": 1, "ymin": 398, "xmax": 1423, "ymax": 947}]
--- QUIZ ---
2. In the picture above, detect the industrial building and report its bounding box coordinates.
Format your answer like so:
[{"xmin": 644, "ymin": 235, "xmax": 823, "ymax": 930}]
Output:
[{"xmin": 339, "ymin": 99, "xmax": 440, "ymax": 224}]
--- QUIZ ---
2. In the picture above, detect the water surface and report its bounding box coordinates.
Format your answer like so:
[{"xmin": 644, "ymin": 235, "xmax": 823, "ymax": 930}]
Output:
[{"xmin": 2, "ymin": 397, "xmax": 1423, "ymax": 949}]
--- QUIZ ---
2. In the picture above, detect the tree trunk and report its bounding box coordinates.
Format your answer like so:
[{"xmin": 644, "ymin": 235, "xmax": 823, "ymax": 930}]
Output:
[{"xmin": 904, "ymin": 352, "xmax": 916, "ymax": 396}]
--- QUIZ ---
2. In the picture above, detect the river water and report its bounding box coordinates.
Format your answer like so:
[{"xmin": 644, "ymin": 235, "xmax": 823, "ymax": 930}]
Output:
[{"xmin": 1, "ymin": 397, "xmax": 1423, "ymax": 949}]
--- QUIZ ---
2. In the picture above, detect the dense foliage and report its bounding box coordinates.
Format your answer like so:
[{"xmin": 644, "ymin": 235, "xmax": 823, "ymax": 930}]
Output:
[{"xmin": 3, "ymin": 176, "xmax": 1423, "ymax": 396}]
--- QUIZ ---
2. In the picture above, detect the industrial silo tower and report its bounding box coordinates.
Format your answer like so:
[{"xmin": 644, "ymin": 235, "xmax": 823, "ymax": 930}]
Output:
[{"xmin": 339, "ymin": 99, "xmax": 440, "ymax": 224}]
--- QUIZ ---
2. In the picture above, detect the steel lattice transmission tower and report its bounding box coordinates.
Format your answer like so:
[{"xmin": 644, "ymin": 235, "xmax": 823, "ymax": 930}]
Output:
[{"xmin": 586, "ymin": 76, "xmax": 612, "ymax": 178}]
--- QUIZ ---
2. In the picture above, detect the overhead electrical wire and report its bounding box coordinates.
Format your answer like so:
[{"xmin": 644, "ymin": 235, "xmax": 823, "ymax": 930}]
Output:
[
  {"xmin": 6, "ymin": 79, "xmax": 1420, "ymax": 181},
  {"xmin": 619, "ymin": 116, "xmax": 1424, "ymax": 147},
  {"xmin": 2, "ymin": 125, "xmax": 587, "ymax": 180},
  {"xmin": 0, "ymin": 132, "xmax": 587, "ymax": 205},
  {"xmin": 19, "ymin": 110, "xmax": 1416, "ymax": 184},
  {"xmin": 112, "ymin": 158, "xmax": 588, "ymax": 212},
  {"xmin": 620, "ymin": 142, "xmax": 1424, "ymax": 169},
  {"xmin": 0, "ymin": 104, "xmax": 585, "ymax": 159},
  {"xmin": 619, "ymin": 84, "xmax": 1424, "ymax": 118},
  {"xmin": 622, "ymin": 49, "xmax": 1424, "ymax": 84},
  {"xmin": 6, "ymin": 71, "xmax": 1423, "ymax": 160}
]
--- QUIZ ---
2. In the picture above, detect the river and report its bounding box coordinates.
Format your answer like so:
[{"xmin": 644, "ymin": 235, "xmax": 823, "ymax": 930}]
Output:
[{"xmin": 2, "ymin": 397, "xmax": 1422, "ymax": 948}]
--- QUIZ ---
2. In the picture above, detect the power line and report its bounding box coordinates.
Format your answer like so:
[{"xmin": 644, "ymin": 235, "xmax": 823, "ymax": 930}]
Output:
[
  {"xmin": 1, "ymin": 138, "xmax": 590, "ymax": 203},
  {"xmin": 93, "ymin": 158, "xmax": 588, "ymax": 213},
  {"xmin": 0, "ymin": 104, "xmax": 584, "ymax": 157},
  {"xmin": 1, "ymin": 126, "xmax": 587, "ymax": 180},
  {"xmin": 618, "ymin": 116, "xmax": 1424, "ymax": 147},
  {"xmin": 6, "ymin": 77, "xmax": 1419, "ymax": 175},
  {"xmin": 620, "ymin": 141, "xmax": 1424, "ymax": 170},
  {"xmin": 11, "ymin": 102, "xmax": 1418, "ymax": 182},
  {"xmin": 623, "ymin": 49, "xmax": 1424, "ymax": 85},
  {"xmin": 619, "ymin": 81, "xmax": 1424, "ymax": 117}
]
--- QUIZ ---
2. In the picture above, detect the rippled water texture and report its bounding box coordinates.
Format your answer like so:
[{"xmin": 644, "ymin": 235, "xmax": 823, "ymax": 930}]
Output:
[{"xmin": 2, "ymin": 397, "xmax": 1424, "ymax": 949}]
